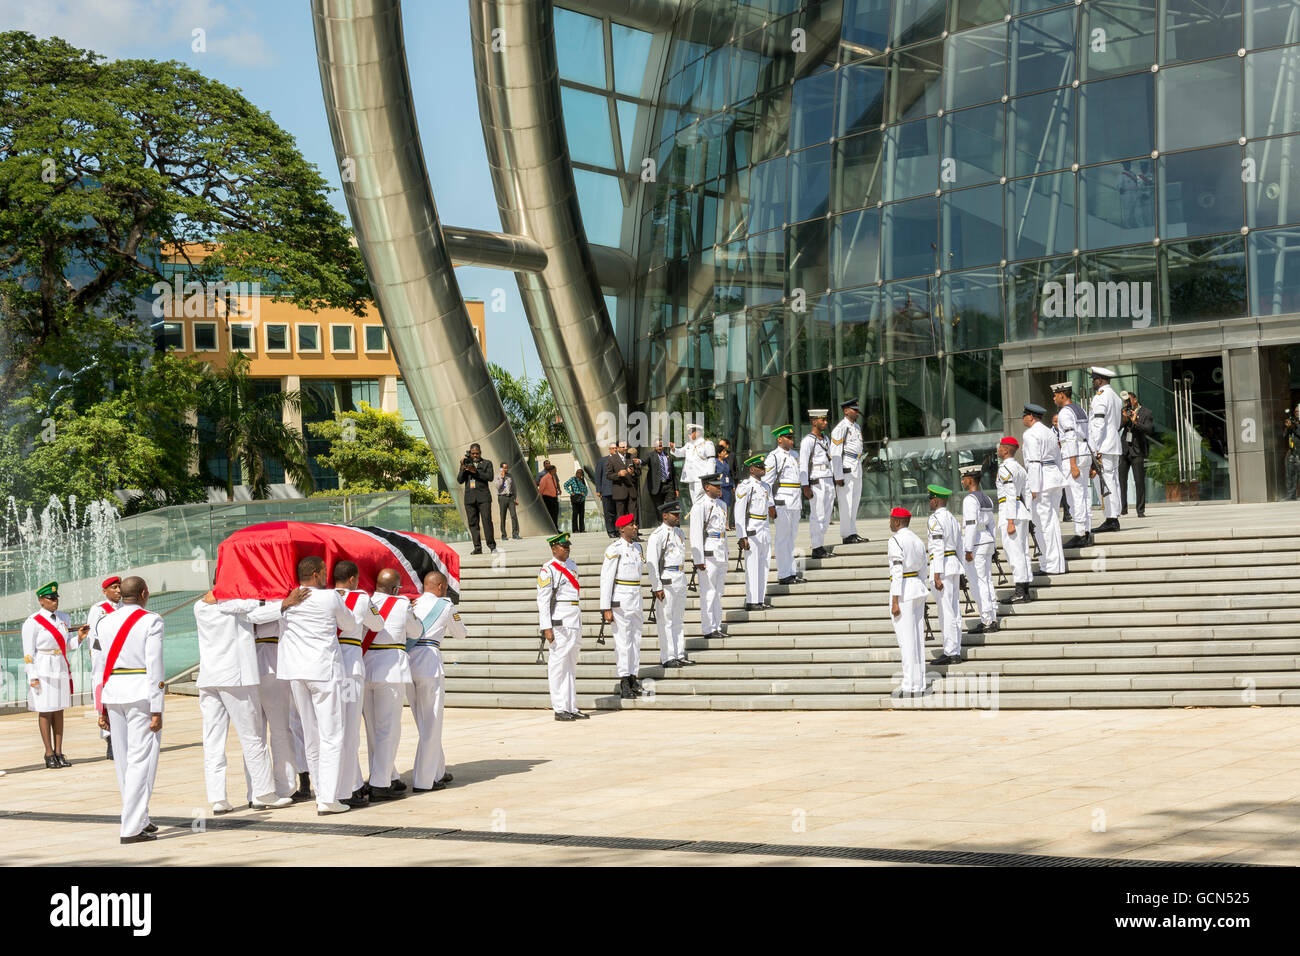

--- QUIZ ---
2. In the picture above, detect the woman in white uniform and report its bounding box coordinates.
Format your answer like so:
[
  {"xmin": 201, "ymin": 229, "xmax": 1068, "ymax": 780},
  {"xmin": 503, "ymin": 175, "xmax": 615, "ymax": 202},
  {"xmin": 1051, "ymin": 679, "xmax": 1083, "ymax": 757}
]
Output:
[{"xmin": 21, "ymin": 581, "xmax": 88, "ymax": 768}]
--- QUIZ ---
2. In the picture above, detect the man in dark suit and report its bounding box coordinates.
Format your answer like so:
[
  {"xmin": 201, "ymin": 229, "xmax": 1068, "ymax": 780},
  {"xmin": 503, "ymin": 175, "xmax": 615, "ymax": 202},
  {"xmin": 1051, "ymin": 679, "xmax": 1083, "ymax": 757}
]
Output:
[
  {"xmin": 645, "ymin": 437, "xmax": 678, "ymax": 518},
  {"xmin": 457, "ymin": 443, "xmax": 497, "ymax": 553},
  {"xmin": 593, "ymin": 442, "xmax": 618, "ymax": 537},
  {"xmin": 1119, "ymin": 390, "xmax": 1154, "ymax": 518},
  {"xmin": 607, "ymin": 441, "xmax": 639, "ymax": 525}
]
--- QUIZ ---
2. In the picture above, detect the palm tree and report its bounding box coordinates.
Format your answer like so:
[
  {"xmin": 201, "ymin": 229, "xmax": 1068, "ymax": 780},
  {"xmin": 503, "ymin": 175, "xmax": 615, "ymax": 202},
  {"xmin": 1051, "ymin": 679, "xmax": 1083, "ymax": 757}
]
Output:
[
  {"xmin": 488, "ymin": 362, "xmax": 568, "ymax": 475},
  {"xmin": 197, "ymin": 352, "xmax": 315, "ymax": 500}
]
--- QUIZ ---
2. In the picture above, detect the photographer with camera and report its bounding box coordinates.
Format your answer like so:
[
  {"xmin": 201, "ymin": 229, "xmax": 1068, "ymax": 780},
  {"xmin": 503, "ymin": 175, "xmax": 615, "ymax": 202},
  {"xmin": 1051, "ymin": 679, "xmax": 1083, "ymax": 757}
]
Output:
[
  {"xmin": 457, "ymin": 443, "xmax": 497, "ymax": 554},
  {"xmin": 1119, "ymin": 390, "xmax": 1154, "ymax": 517}
]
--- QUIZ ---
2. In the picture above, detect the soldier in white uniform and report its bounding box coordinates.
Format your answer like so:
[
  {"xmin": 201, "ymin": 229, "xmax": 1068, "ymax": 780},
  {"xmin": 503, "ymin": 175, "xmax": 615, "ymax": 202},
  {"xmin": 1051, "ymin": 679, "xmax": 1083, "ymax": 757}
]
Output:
[
  {"xmin": 799, "ymin": 409, "xmax": 836, "ymax": 558},
  {"xmin": 601, "ymin": 512, "xmax": 645, "ymax": 700},
  {"xmin": 362, "ymin": 567, "xmax": 420, "ymax": 800},
  {"xmin": 22, "ymin": 581, "xmax": 86, "ymax": 768},
  {"xmin": 1021, "ymin": 402, "xmax": 1068, "ymax": 576},
  {"xmin": 764, "ymin": 425, "xmax": 804, "ymax": 585},
  {"xmin": 830, "ymin": 398, "xmax": 867, "ymax": 544},
  {"xmin": 689, "ymin": 473, "xmax": 730, "ymax": 640},
  {"xmin": 1088, "ymin": 365, "xmax": 1124, "ymax": 533},
  {"xmin": 250, "ymin": 608, "xmax": 303, "ymax": 800},
  {"xmin": 995, "ymin": 436, "xmax": 1034, "ymax": 604},
  {"xmin": 645, "ymin": 500, "xmax": 691, "ymax": 667},
  {"xmin": 194, "ymin": 591, "xmax": 297, "ymax": 814},
  {"xmin": 538, "ymin": 532, "xmax": 586, "ymax": 720},
  {"xmin": 332, "ymin": 560, "xmax": 383, "ymax": 807},
  {"xmin": 734, "ymin": 454, "xmax": 777, "ymax": 611},
  {"xmin": 94, "ymin": 576, "xmax": 164, "ymax": 844},
  {"xmin": 672, "ymin": 423, "xmax": 716, "ymax": 503},
  {"xmin": 1052, "ymin": 381, "xmax": 1094, "ymax": 548},
  {"xmin": 959, "ymin": 466, "xmax": 999, "ymax": 635},
  {"xmin": 925, "ymin": 485, "xmax": 965, "ymax": 665},
  {"xmin": 409, "ymin": 569, "xmax": 465, "ymax": 791},
  {"xmin": 85, "ymin": 575, "xmax": 121, "ymax": 760},
  {"xmin": 887, "ymin": 508, "xmax": 930, "ymax": 698}
]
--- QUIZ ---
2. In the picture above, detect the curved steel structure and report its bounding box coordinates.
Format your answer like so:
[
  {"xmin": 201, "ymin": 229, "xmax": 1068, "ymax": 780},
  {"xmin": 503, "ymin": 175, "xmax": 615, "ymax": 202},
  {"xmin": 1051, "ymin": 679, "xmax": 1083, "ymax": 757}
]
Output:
[
  {"xmin": 469, "ymin": 0, "xmax": 628, "ymax": 473},
  {"xmin": 312, "ymin": 0, "xmax": 551, "ymax": 535}
]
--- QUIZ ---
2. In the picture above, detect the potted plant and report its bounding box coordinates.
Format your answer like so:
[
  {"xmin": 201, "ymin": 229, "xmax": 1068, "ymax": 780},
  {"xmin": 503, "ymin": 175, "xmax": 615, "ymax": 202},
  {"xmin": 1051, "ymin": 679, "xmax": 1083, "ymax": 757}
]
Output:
[{"xmin": 1146, "ymin": 438, "xmax": 1212, "ymax": 501}]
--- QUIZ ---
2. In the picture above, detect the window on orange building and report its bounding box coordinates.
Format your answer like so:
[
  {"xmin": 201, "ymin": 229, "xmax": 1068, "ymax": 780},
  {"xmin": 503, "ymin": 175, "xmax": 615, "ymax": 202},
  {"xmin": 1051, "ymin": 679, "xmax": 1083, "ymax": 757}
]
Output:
[
  {"xmin": 266, "ymin": 323, "xmax": 290, "ymax": 352},
  {"xmin": 330, "ymin": 324, "xmax": 354, "ymax": 352},
  {"xmin": 193, "ymin": 322, "xmax": 218, "ymax": 351},
  {"xmin": 298, "ymin": 324, "xmax": 320, "ymax": 352},
  {"xmin": 364, "ymin": 325, "xmax": 387, "ymax": 353}
]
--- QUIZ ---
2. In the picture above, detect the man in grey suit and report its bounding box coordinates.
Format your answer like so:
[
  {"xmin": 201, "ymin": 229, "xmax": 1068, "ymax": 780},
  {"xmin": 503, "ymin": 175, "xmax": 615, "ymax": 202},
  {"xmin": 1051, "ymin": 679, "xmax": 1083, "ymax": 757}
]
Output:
[{"xmin": 496, "ymin": 464, "xmax": 520, "ymax": 540}]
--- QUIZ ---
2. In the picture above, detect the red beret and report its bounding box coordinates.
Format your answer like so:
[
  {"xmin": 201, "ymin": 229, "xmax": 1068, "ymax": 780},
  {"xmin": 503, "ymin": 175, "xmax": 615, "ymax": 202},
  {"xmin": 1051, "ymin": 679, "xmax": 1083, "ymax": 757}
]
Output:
[
  {"xmin": 102, "ymin": 575, "xmax": 121, "ymax": 589},
  {"xmin": 890, "ymin": 507, "xmax": 911, "ymax": 518},
  {"xmin": 615, "ymin": 514, "xmax": 636, "ymax": 528},
  {"xmin": 999, "ymin": 436, "xmax": 1019, "ymax": 447}
]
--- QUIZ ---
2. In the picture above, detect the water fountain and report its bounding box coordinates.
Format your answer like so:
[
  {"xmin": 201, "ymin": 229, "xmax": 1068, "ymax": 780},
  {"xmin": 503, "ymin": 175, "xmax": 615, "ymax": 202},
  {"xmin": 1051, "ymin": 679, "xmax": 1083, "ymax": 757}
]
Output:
[{"xmin": 1, "ymin": 495, "xmax": 129, "ymax": 602}]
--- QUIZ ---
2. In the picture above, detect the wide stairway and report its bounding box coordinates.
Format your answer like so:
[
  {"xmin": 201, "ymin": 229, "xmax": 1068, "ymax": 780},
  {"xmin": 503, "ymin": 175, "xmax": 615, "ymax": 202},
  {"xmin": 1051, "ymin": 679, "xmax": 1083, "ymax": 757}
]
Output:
[{"xmin": 444, "ymin": 502, "xmax": 1300, "ymax": 710}]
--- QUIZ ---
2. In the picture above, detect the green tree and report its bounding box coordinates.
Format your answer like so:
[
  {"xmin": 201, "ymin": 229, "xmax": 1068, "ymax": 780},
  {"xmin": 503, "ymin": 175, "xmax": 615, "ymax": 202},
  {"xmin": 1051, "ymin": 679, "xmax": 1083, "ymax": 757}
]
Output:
[
  {"xmin": 197, "ymin": 353, "xmax": 314, "ymax": 500},
  {"xmin": 0, "ymin": 31, "xmax": 371, "ymax": 407},
  {"xmin": 489, "ymin": 362, "xmax": 568, "ymax": 473},
  {"xmin": 305, "ymin": 402, "xmax": 440, "ymax": 503}
]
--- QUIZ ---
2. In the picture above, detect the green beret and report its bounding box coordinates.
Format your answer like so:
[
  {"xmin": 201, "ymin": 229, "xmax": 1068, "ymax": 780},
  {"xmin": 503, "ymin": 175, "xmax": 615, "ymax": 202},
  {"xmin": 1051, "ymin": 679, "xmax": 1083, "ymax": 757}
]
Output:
[
  {"xmin": 36, "ymin": 581, "xmax": 58, "ymax": 598},
  {"xmin": 927, "ymin": 484, "xmax": 952, "ymax": 498},
  {"xmin": 546, "ymin": 532, "xmax": 570, "ymax": 546}
]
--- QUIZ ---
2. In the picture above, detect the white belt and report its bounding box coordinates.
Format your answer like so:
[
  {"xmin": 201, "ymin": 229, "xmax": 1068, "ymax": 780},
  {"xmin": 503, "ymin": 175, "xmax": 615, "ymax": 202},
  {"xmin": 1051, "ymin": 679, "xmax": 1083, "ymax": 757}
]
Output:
[{"xmin": 39, "ymin": 648, "xmax": 63, "ymax": 655}]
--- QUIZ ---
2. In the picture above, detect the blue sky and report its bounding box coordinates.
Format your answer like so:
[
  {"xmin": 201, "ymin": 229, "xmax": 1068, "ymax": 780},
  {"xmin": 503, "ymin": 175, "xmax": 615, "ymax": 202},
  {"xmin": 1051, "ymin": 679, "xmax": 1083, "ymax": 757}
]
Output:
[{"xmin": 0, "ymin": 0, "xmax": 540, "ymax": 378}]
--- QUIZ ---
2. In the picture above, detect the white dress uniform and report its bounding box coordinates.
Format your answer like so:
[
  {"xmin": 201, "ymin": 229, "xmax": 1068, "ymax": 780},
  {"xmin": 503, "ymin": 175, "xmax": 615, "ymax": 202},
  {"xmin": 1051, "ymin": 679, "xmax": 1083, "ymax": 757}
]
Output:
[
  {"xmin": 1088, "ymin": 381, "xmax": 1124, "ymax": 520},
  {"xmin": 538, "ymin": 557, "xmax": 582, "ymax": 714},
  {"xmin": 408, "ymin": 592, "xmax": 465, "ymax": 789},
  {"xmin": 688, "ymin": 493, "xmax": 729, "ymax": 636},
  {"xmin": 334, "ymin": 589, "xmax": 381, "ymax": 798},
  {"xmin": 645, "ymin": 522, "xmax": 688, "ymax": 664},
  {"xmin": 830, "ymin": 415, "xmax": 864, "ymax": 540},
  {"xmin": 763, "ymin": 443, "xmax": 802, "ymax": 580},
  {"xmin": 279, "ymin": 587, "xmax": 356, "ymax": 809},
  {"xmin": 961, "ymin": 487, "xmax": 999, "ymax": 629},
  {"xmin": 673, "ymin": 433, "xmax": 716, "ymax": 502},
  {"xmin": 22, "ymin": 607, "xmax": 80, "ymax": 712},
  {"xmin": 927, "ymin": 506, "xmax": 964, "ymax": 658},
  {"xmin": 361, "ymin": 592, "xmax": 419, "ymax": 789},
  {"xmin": 97, "ymin": 605, "xmax": 165, "ymax": 839},
  {"xmin": 250, "ymin": 612, "xmax": 298, "ymax": 797},
  {"xmin": 599, "ymin": 536, "xmax": 645, "ymax": 678},
  {"xmin": 194, "ymin": 600, "xmax": 279, "ymax": 806},
  {"xmin": 86, "ymin": 598, "xmax": 119, "ymax": 730},
  {"xmin": 888, "ymin": 527, "xmax": 930, "ymax": 694},
  {"xmin": 1057, "ymin": 401, "xmax": 1093, "ymax": 536},
  {"xmin": 799, "ymin": 430, "xmax": 835, "ymax": 550},
  {"xmin": 733, "ymin": 475, "xmax": 775, "ymax": 606},
  {"xmin": 1022, "ymin": 420, "xmax": 1068, "ymax": 575},
  {"xmin": 995, "ymin": 457, "xmax": 1033, "ymax": 585}
]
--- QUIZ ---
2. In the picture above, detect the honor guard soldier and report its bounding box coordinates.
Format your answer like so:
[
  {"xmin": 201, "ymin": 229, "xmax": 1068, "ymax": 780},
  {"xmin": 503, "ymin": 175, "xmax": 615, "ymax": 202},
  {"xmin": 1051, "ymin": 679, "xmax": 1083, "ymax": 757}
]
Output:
[
  {"xmin": 409, "ymin": 570, "xmax": 465, "ymax": 790},
  {"xmin": 959, "ymin": 466, "xmax": 999, "ymax": 634},
  {"xmin": 765, "ymin": 425, "xmax": 804, "ymax": 584},
  {"xmin": 734, "ymin": 454, "xmax": 777, "ymax": 611},
  {"xmin": 926, "ymin": 486, "xmax": 965, "ymax": 666},
  {"xmin": 887, "ymin": 509, "xmax": 930, "ymax": 698},
  {"xmin": 1088, "ymin": 366, "xmax": 1124, "ymax": 532},
  {"xmin": 1021, "ymin": 403, "xmax": 1068, "ymax": 576},
  {"xmin": 538, "ymin": 532, "xmax": 587, "ymax": 720},
  {"xmin": 334, "ymin": 560, "xmax": 384, "ymax": 806},
  {"xmin": 23, "ymin": 581, "xmax": 87, "ymax": 768},
  {"xmin": 673, "ymin": 423, "xmax": 716, "ymax": 503},
  {"xmin": 799, "ymin": 409, "xmax": 836, "ymax": 558},
  {"xmin": 601, "ymin": 513, "xmax": 646, "ymax": 700},
  {"xmin": 995, "ymin": 437, "xmax": 1034, "ymax": 603},
  {"xmin": 249, "ymin": 603, "xmax": 305, "ymax": 800},
  {"xmin": 646, "ymin": 500, "xmax": 691, "ymax": 668},
  {"xmin": 830, "ymin": 399, "xmax": 867, "ymax": 544},
  {"xmin": 86, "ymin": 575, "xmax": 121, "ymax": 760},
  {"xmin": 1052, "ymin": 381, "xmax": 1094, "ymax": 548},
  {"xmin": 363, "ymin": 568, "xmax": 420, "ymax": 800},
  {"xmin": 689, "ymin": 473, "xmax": 730, "ymax": 640},
  {"xmin": 95, "ymin": 576, "xmax": 164, "ymax": 843}
]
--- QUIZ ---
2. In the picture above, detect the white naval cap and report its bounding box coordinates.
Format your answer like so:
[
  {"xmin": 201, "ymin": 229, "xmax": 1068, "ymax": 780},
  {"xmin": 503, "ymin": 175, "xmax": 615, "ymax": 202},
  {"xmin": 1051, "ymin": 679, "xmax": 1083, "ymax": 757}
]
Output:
[
  {"xmin": 1049, "ymin": 381, "xmax": 1073, "ymax": 393},
  {"xmin": 1089, "ymin": 366, "xmax": 1117, "ymax": 379},
  {"xmin": 807, "ymin": 408, "xmax": 828, "ymax": 418}
]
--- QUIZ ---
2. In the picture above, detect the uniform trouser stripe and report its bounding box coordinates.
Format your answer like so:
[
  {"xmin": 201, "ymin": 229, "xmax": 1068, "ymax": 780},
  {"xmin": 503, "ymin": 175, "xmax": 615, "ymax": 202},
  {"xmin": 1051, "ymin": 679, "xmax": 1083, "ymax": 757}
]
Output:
[
  {"xmin": 809, "ymin": 480, "xmax": 835, "ymax": 549},
  {"xmin": 836, "ymin": 471, "xmax": 862, "ymax": 538},
  {"xmin": 548, "ymin": 625, "xmax": 581, "ymax": 713},
  {"xmin": 362, "ymin": 682, "xmax": 404, "ymax": 788},
  {"xmin": 411, "ymin": 672, "xmax": 445, "ymax": 789},
  {"xmin": 200, "ymin": 685, "xmax": 274, "ymax": 806},
  {"xmin": 934, "ymin": 571, "xmax": 962, "ymax": 657},
  {"xmin": 891, "ymin": 596, "xmax": 926, "ymax": 694},
  {"xmin": 772, "ymin": 509, "xmax": 798, "ymax": 579},
  {"xmin": 657, "ymin": 583, "xmax": 688, "ymax": 664},
  {"xmin": 613, "ymin": 600, "xmax": 644, "ymax": 677},
  {"xmin": 964, "ymin": 544, "xmax": 998, "ymax": 625},
  {"xmin": 107, "ymin": 703, "xmax": 160, "ymax": 838},
  {"xmin": 743, "ymin": 528, "xmax": 770, "ymax": 605}
]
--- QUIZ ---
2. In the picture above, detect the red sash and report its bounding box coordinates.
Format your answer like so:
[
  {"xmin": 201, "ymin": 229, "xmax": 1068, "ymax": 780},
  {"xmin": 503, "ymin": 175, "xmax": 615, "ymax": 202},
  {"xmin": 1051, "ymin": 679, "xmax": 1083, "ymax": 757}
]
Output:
[
  {"xmin": 361, "ymin": 595, "xmax": 398, "ymax": 653},
  {"xmin": 32, "ymin": 613, "xmax": 74, "ymax": 694},
  {"xmin": 98, "ymin": 601, "xmax": 115, "ymax": 615},
  {"xmin": 337, "ymin": 591, "xmax": 363, "ymax": 637},
  {"xmin": 100, "ymin": 608, "xmax": 148, "ymax": 714},
  {"xmin": 550, "ymin": 561, "xmax": 580, "ymax": 592}
]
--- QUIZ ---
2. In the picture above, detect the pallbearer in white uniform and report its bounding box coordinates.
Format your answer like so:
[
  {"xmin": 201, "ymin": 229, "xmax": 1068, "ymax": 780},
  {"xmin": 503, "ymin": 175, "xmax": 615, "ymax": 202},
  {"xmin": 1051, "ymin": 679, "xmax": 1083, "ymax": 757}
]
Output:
[
  {"xmin": 409, "ymin": 569, "xmax": 465, "ymax": 791},
  {"xmin": 645, "ymin": 500, "xmax": 692, "ymax": 668},
  {"xmin": 799, "ymin": 409, "xmax": 836, "ymax": 558},
  {"xmin": 995, "ymin": 436, "xmax": 1034, "ymax": 604},
  {"xmin": 925, "ymin": 485, "xmax": 965, "ymax": 666},
  {"xmin": 1021, "ymin": 402, "xmax": 1068, "ymax": 576},
  {"xmin": 601, "ymin": 513, "xmax": 646, "ymax": 700},
  {"xmin": 95, "ymin": 576, "xmax": 164, "ymax": 844},
  {"xmin": 673, "ymin": 423, "xmax": 716, "ymax": 503},
  {"xmin": 22, "ymin": 581, "xmax": 86, "ymax": 769},
  {"xmin": 250, "ymin": 609, "xmax": 304, "ymax": 800},
  {"xmin": 362, "ymin": 567, "xmax": 420, "ymax": 800},
  {"xmin": 1052, "ymin": 381, "xmax": 1095, "ymax": 548},
  {"xmin": 830, "ymin": 398, "xmax": 868, "ymax": 544},
  {"xmin": 1088, "ymin": 366, "xmax": 1124, "ymax": 533},
  {"xmin": 734, "ymin": 454, "xmax": 777, "ymax": 612},
  {"xmin": 85, "ymin": 575, "xmax": 121, "ymax": 760},
  {"xmin": 959, "ymin": 466, "xmax": 999, "ymax": 636},
  {"xmin": 331, "ymin": 560, "xmax": 382, "ymax": 807},
  {"xmin": 689, "ymin": 473, "xmax": 730, "ymax": 640},
  {"xmin": 887, "ymin": 508, "xmax": 930, "ymax": 698},
  {"xmin": 764, "ymin": 425, "xmax": 804, "ymax": 585},
  {"xmin": 538, "ymin": 532, "xmax": 588, "ymax": 721}
]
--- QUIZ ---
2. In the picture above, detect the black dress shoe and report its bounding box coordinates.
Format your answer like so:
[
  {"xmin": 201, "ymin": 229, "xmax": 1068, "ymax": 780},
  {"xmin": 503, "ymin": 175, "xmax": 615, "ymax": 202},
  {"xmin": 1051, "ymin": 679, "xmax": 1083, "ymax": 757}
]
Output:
[
  {"xmin": 440, "ymin": 772, "xmax": 454, "ymax": 783},
  {"xmin": 662, "ymin": 659, "xmax": 680, "ymax": 668},
  {"xmin": 470, "ymin": 547, "xmax": 483, "ymax": 555},
  {"xmin": 413, "ymin": 780, "xmax": 448, "ymax": 791},
  {"xmin": 342, "ymin": 794, "xmax": 370, "ymax": 808},
  {"xmin": 618, "ymin": 677, "xmax": 636, "ymax": 699},
  {"xmin": 120, "ymin": 832, "xmax": 156, "ymax": 845},
  {"xmin": 388, "ymin": 778, "xmax": 407, "ymax": 794},
  {"xmin": 778, "ymin": 575, "xmax": 797, "ymax": 585},
  {"xmin": 744, "ymin": 602, "xmax": 760, "ymax": 611},
  {"xmin": 569, "ymin": 711, "xmax": 590, "ymax": 720},
  {"xmin": 966, "ymin": 621, "xmax": 986, "ymax": 634},
  {"xmin": 679, "ymin": 656, "xmax": 696, "ymax": 666},
  {"xmin": 810, "ymin": 547, "xmax": 830, "ymax": 559},
  {"xmin": 44, "ymin": 754, "xmax": 58, "ymax": 769},
  {"xmin": 708, "ymin": 630, "xmax": 724, "ymax": 640},
  {"xmin": 931, "ymin": 655, "xmax": 952, "ymax": 666},
  {"xmin": 55, "ymin": 753, "xmax": 70, "ymax": 768},
  {"xmin": 1136, "ymin": 510, "xmax": 1145, "ymax": 518},
  {"xmin": 368, "ymin": 786, "xmax": 401, "ymax": 800},
  {"xmin": 761, "ymin": 601, "xmax": 774, "ymax": 609},
  {"xmin": 1062, "ymin": 535, "xmax": 1084, "ymax": 549},
  {"xmin": 554, "ymin": 711, "xmax": 577, "ymax": 721},
  {"xmin": 143, "ymin": 823, "xmax": 158, "ymax": 833},
  {"xmin": 986, "ymin": 621, "xmax": 1000, "ymax": 632},
  {"xmin": 291, "ymin": 771, "xmax": 312, "ymax": 801}
]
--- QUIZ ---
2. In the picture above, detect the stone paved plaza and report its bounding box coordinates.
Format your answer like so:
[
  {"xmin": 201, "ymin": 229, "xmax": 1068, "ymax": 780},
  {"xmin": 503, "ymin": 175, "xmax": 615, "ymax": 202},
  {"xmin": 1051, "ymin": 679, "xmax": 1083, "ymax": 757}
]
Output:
[{"xmin": 1, "ymin": 698, "xmax": 1297, "ymax": 866}]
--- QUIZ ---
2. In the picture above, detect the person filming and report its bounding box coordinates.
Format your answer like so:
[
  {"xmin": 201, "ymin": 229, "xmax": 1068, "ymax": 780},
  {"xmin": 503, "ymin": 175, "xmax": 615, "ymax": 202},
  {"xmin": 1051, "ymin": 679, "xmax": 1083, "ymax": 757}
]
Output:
[{"xmin": 457, "ymin": 443, "xmax": 497, "ymax": 555}]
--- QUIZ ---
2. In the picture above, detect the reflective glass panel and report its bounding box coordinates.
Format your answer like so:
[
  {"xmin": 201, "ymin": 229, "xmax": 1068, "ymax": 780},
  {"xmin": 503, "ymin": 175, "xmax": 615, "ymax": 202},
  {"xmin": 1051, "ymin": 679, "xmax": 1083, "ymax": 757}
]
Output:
[
  {"xmin": 945, "ymin": 22, "xmax": 1007, "ymax": 110},
  {"xmin": 890, "ymin": 41, "xmax": 945, "ymax": 123},
  {"xmin": 786, "ymin": 295, "xmax": 832, "ymax": 372},
  {"xmin": 942, "ymin": 184, "xmax": 1004, "ymax": 270},
  {"xmin": 561, "ymin": 87, "xmax": 616, "ymax": 167},
  {"xmin": 1159, "ymin": 144, "xmax": 1245, "ymax": 239},
  {"xmin": 617, "ymin": 100, "xmax": 639, "ymax": 170},
  {"xmin": 1005, "ymin": 254, "xmax": 1079, "ymax": 339},
  {"xmin": 883, "ymin": 356, "xmax": 940, "ymax": 438},
  {"xmin": 1162, "ymin": 235, "xmax": 1249, "ymax": 321},
  {"xmin": 1078, "ymin": 246, "xmax": 1159, "ymax": 334},
  {"xmin": 882, "ymin": 280, "xmax": 938, "ymax": 357},
  {"xmin": 832, "ymin": 287, "xmax": 883, "ymax": 365},
  {"xmin": 833, "ymin": 129, "xmax": 885, "ymax": 211},
  {"xmin": 1247, "ymin": 226, "xmax": 1300, "ymax": 314},
  {"xmin": 791, "ymin": 69, "xmax": 838, "ymax": 149},
  {"xmin": 1080, "ymin": 158, "xmax": 1156, "ymax": 249},
  {"xmin": 1007, "ymin": 86, "xmax": 1075, "ymax": 178},
  {"xmin": 573, "ymin": 170, "xmax": 625, "ymax": 247},
  {"xmin": 952, "ymin": 0, "xmax": 1012, "ymax": 32},
  {"xmin": 1006, "ymin": 170, "xmax": 1076, "ymax": 260},
  {"xmin": 1010, "ymin": 6, "xmax": 1076, "ymax": 96},
  {"xmin": 882, "ymin": 195, "xmax": 940, "ymax": 279},
  {"xmin": 884, "ymin": 116, "xmax": 941, "ymax": 200},
  {"xmin": 831, "ymin": 207, "xmax": 882, "ymax": 289},
  {"xmin": 892, "ymin": 0, "xmax": 948, "ymax": 47},
  {"xmin": 555, "ymin": 8, "xmax": 606, "ymax": 88},
  {"xmin": 790, "ymin": 144, "xmax": 833, "ymax": 223},
  {"xmin": 1246, "ymin": 47, "xmax": 1300, "ymax": 139},
  {"xmin": 1158, "ymin": 57, "xmax": 1242, "ymax": 152},
  {"xmin": 747, "ymin": 304, "xmax": 786, "ymax": 378},
  {"xmin": 842, "ymin": 0, "xmax": 891, "ymax": 52},
  {"xmin": 1162, "ymin": 0, "xmax": 1243, "ymax": 64},
  {"xmin": 712, "ymin": 311, "xmax": 749, "ymax": 384},
  {"xmin": 1081, "ymin": 0, "xmax": 1156, "ymax": 81},
  {"xmin": 748, "ymin": 157, "xmax": 787, "ymax": 233},
  {"xmin": 1245, "ymin": 0, "xmax": 1300, "ymax": 49},
  {"xmin": 749, "ymin": 229, "xmax": 787, "ymax": 305},
  {"xmin": 943, "ymin": 102, "xmax": 1005, "ymax": 188},
  {"xmin": 941, "ymin": 270, "xmax": 1005, "ymax": 349},
  {"xmin": 1247, "ymin": 133, "xmax": 1300, "ymax": 227},
  {"xmin": 948, "ymin": 350, "xmax": 1003, "ymax": 434},
  {"xmin": 787, "ymin": 219, "xmax": 831, "ymax": 296},
  {"xmin": 836, "ymin": 59, "xmax": 888, "ymax": 138},
  {"xmin": 611, "ymin": 23, "xmax": 654, "ymax": 96},
  {"xmin": 1079, "ymin": 71, "xmax": 1154, "ymax": 165},
  {"xmin": 835, "ymin": 362, "xmax": 887, "ymax": 442}
]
